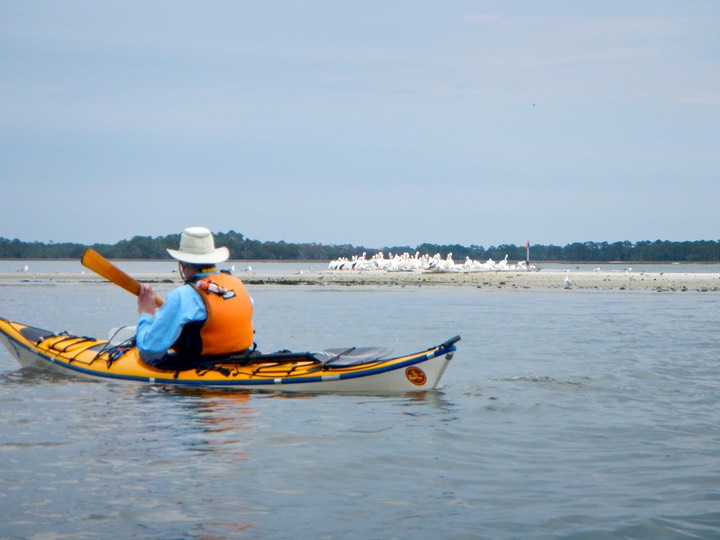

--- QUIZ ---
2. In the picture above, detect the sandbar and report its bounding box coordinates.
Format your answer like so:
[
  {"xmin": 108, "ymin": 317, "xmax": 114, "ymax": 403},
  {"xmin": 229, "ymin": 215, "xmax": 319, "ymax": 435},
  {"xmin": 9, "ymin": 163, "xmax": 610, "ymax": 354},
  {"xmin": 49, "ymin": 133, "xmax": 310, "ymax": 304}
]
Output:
[{"xmin": 2, "ymin": 269, "xmax": 719, "ymax": 292}]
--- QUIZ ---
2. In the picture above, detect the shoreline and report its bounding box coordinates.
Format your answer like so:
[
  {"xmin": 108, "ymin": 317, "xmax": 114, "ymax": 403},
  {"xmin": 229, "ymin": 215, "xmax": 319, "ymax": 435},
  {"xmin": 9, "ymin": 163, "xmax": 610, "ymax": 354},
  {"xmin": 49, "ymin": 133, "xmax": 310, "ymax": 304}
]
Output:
[{"xmin": 2, "ymin": 269, "xmax": 720, "ymax": 292}]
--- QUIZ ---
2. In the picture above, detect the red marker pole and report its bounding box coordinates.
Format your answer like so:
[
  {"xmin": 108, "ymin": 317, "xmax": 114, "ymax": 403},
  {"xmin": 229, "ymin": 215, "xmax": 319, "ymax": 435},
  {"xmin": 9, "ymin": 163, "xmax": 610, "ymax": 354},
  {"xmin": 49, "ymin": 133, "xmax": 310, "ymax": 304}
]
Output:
[{"xmin": 525, "ymin": 241, "xmax": 530, "ymax": 269}]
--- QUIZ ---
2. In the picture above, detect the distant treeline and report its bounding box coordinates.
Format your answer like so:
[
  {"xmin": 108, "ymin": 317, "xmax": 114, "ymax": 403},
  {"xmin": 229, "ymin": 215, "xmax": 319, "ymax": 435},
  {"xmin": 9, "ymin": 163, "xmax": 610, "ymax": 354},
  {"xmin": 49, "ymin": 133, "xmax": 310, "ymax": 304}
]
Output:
[{"xmin": 1, "ymin": 232, "xmax": 719, "ymax": 262}]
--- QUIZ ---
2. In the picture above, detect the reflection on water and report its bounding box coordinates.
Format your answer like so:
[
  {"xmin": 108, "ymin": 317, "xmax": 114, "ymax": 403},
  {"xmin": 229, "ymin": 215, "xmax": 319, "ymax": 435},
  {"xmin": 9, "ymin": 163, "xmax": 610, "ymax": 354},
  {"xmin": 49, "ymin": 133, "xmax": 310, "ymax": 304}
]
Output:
[{"xmin": 132, "ymin": 387, "xmax": 257, "ymax": 468}]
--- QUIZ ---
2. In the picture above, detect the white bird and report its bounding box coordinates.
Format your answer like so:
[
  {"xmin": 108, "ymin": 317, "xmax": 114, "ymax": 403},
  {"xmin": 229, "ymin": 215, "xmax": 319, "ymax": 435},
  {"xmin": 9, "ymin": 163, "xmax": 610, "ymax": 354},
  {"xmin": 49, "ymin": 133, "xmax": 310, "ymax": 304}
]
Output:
[
  {"xmin": 18, "ymin": 264, "xmax": 29, "ymax": 272},
  {"xmin": 564, "ymin": 275, "xmax": 573, "ymax": 289}
]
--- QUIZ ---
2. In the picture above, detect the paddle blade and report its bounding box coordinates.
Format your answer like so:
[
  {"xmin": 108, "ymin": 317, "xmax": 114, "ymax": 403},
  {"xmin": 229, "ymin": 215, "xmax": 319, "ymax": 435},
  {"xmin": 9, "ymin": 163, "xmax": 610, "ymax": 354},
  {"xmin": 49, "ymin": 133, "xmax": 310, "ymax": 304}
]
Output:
[{"xmin": 81, "ymin": 248, "xmax": 163, "ymax": 307}]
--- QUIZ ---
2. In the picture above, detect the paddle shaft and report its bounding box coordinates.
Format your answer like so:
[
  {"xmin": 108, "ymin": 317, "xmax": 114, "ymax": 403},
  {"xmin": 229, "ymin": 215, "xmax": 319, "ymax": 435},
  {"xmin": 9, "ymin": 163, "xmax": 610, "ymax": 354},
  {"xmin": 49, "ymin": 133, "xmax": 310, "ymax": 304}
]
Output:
[{"xmin": 81, "ymin": 248, "xmax": 164, "ymax": 307}]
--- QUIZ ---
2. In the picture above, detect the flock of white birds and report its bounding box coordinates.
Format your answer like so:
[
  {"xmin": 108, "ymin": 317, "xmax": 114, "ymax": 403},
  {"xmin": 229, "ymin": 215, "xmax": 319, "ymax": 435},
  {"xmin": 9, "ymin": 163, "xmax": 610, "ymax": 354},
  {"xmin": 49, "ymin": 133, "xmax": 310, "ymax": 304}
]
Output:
[{"xmin": 328, "ymin": 252, "xmax": 534, "ymax": 273}]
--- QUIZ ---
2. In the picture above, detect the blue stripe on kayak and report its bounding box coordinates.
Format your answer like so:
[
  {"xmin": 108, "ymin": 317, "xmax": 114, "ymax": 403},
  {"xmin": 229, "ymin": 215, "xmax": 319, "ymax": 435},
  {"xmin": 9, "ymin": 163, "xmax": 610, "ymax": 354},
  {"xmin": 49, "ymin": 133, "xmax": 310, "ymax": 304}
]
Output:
[{"xmin": 2, "ymin": 329, "xmax": 456, "ymax": 387}]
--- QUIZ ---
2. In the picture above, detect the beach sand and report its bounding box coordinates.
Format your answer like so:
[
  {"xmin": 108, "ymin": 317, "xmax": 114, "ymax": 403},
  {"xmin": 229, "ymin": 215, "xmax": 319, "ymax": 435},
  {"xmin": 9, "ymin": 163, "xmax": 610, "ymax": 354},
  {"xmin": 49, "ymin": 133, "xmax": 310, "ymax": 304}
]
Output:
[{"xmin": 2, "ymin": 269, "xmax": 720, "ymax": 292}]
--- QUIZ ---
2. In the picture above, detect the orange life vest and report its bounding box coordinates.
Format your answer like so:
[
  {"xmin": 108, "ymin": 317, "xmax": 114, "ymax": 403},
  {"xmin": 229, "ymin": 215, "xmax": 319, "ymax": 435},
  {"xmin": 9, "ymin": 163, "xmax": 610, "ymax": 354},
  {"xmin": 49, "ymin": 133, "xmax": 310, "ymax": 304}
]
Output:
[{"xmin": 175, "ymin": 271, "xmax": 254, "ymax": 358}]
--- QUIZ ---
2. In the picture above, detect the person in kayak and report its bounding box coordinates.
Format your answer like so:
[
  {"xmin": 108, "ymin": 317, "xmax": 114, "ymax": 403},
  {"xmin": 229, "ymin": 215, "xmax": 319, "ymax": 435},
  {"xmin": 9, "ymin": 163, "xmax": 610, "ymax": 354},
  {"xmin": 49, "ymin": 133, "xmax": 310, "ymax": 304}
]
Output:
[{"xmin": 136, "ymin": 226, "xmax": 254, "ymax": 367}]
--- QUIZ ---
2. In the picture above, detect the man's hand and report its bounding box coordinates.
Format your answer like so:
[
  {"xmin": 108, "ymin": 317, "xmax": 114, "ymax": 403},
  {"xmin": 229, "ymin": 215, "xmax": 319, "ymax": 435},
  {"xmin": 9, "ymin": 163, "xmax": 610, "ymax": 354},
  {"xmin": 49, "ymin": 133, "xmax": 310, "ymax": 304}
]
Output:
[{"xmin": 138, "ymin": 284, "xmax": 158, "ymax": 315}]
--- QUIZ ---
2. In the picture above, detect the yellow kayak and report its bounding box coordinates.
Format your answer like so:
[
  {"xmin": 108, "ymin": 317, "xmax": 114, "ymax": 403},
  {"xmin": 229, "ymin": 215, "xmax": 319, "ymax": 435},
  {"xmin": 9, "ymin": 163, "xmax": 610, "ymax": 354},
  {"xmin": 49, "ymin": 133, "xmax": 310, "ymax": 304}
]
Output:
[{"xmin": 0, "ymin": 317, "xmax": 459, "ymax": 393}]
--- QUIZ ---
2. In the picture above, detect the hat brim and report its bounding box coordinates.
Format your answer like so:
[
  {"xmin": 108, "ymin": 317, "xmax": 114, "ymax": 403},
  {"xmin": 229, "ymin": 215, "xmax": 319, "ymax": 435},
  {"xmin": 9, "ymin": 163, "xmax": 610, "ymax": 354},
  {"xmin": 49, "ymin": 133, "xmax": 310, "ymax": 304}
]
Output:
[{"xmin": 167, "ymin": 247, "xmax": 229, "ymax": 264}]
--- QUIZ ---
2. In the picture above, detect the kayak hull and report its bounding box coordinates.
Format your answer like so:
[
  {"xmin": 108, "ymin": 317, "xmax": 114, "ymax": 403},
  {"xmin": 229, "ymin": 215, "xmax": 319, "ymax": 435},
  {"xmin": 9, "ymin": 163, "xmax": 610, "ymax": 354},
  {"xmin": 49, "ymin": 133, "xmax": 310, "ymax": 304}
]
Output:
[{"xmin": 0, "ymin": 317, "xmax": 458, "ymax": 393}]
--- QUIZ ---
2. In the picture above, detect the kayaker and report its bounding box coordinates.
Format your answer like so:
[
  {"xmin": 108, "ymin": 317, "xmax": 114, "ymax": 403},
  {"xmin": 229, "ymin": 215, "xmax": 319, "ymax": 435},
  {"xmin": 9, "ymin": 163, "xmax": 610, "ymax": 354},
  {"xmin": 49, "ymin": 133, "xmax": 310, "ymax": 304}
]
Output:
[{"xmin": 136, "ymin": 226, "xmax": 254, "ymax": 366}]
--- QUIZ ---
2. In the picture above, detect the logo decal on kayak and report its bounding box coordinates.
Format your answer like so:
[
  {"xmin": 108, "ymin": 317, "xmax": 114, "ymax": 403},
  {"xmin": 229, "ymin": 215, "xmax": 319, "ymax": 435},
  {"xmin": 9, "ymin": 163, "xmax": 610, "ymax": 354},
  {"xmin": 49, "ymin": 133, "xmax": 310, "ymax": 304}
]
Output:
[{"xmin": 405, "ymin": 366, "xmax": 427, "ymax": 386}]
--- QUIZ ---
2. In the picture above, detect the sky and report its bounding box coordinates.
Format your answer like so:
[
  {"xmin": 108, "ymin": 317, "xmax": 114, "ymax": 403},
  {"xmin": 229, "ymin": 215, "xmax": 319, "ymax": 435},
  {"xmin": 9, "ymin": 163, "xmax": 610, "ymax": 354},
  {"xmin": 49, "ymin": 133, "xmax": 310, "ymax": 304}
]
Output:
[{"xmin": 1, "ymin": 1, "xmax": 719, "ymax": 249}]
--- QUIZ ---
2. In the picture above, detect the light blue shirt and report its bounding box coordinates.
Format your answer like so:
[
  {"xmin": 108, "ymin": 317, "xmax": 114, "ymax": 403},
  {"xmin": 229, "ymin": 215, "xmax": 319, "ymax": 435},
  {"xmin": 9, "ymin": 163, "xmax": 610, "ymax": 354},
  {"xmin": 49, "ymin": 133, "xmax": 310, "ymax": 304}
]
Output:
[{"xmin": 136, "ymin": 283, "xmax": 207, "ymax": 362}]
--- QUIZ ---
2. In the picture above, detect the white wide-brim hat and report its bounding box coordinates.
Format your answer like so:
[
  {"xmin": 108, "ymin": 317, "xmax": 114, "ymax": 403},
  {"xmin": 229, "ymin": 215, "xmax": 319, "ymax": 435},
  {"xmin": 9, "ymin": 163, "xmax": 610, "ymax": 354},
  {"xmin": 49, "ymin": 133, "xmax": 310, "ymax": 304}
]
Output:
[{"xmin": 167, "ymin": 226, "xmax": 229, "ymax": 264}]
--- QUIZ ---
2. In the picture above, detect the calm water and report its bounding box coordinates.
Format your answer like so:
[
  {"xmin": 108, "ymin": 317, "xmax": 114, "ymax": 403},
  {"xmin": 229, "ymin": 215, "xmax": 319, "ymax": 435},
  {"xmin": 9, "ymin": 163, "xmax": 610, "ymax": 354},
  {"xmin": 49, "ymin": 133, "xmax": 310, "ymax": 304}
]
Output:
[{"xmin": 0, "ymin": 274, "xmax": 719, "ymax": 538}]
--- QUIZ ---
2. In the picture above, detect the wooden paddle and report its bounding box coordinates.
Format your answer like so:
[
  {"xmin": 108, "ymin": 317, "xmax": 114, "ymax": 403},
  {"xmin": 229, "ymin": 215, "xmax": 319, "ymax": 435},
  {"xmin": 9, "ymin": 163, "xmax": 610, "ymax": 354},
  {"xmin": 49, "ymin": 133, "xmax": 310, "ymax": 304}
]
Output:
[{"xmin": 81, "ymin": 248, "xmax": 164, "ymax": 307}]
